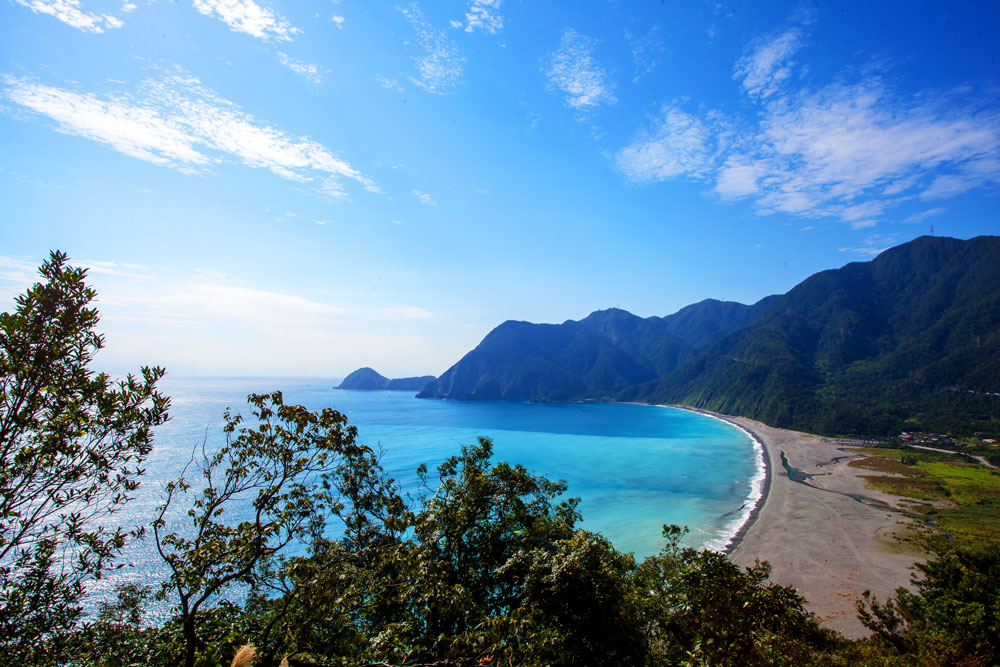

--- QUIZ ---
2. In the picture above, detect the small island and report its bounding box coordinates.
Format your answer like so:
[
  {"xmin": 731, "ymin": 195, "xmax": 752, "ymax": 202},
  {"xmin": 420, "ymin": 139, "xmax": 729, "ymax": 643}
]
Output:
[{"xmin": 337, "ymin": 367, "xmax": 436, "ymax": 392}]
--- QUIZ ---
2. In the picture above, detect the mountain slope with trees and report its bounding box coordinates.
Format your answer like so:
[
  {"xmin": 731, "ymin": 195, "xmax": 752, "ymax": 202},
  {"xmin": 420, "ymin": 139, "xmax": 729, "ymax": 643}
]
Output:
[
  {"xmin": 423, "ymin": 236, "xmax": 1000, "ymax": 436},
  {"xmin": 418, "ymin": 299, "xmax": 775, "ymax": 402},
  {"xmin": 624, "ymin": 235, "xmax": 1000, "ymax": 435}
]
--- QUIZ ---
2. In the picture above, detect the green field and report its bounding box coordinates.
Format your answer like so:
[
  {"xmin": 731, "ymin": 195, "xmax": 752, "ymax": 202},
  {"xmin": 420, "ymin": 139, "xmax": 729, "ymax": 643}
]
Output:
[{"xmin": 850, "ymin": 448, "xmax": 1000, "ymax": 548}]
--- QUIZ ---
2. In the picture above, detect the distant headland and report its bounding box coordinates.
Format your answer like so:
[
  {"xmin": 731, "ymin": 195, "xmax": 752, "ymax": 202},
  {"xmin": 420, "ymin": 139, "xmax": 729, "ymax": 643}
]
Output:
[{"xmin": 336, "ymin": 367, "xmax": 436, "ymax": 392}]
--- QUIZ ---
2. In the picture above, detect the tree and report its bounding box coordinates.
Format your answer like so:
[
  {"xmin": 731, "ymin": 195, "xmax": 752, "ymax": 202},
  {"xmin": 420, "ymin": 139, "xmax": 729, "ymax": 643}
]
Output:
[
  {"xmin": 857, "ymin": 544, "xmax": 1000, "ymax": 665},
  {"xmin": 256, "ymin": 437, "xmax": 596, "ymax": 667},
  {"xmin": 152, "ymin": 391, "xmax": 378, "ymax": 667},
  {"xmin": 631, "ymin": 526, "xmax": 831, "ymax": 666},
  {"xmin": 0, "ymin": 251, "xmax": 168, "ymax": 661}
]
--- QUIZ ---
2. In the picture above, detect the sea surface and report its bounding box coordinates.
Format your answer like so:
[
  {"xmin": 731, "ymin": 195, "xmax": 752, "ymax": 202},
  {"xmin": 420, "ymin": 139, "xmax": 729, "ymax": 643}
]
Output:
[{"xmin": 91, "ymin": 377, "xmax": 763, "ymax": 615}]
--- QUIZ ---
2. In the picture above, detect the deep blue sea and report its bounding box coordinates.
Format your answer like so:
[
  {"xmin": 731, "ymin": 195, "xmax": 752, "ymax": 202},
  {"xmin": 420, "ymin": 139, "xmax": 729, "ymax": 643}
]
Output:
[{"xmin": 91, "ymin": 377, "xmax": 764, "ymax": 615}]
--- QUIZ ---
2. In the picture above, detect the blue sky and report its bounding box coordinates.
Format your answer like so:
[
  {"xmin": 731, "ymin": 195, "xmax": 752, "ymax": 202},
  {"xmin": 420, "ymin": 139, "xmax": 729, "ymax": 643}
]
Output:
[{"xmin": 1, "ymin": 0, "xmax": 998, "ymax": 378}]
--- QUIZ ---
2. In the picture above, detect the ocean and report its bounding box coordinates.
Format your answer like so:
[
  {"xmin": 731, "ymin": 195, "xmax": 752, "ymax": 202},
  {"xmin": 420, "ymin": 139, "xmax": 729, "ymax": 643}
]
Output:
[{"xmin": 90, "ymin": 376, "xmax": 764, "ymax": 615}]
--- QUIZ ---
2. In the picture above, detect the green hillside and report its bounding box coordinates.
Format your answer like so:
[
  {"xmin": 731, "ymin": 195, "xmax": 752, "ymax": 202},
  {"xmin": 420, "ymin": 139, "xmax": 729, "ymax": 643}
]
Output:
[
  {"xmin": 424, "ymin": 235, "xmax": 1000, "ymax": 437},
  {"xmin": 623, "ymin": 236, "xmax": 1000, "ymax": 436},
  {"xmin": 418, "ymin": 300, "xmax": 771, "ymax": 401}
]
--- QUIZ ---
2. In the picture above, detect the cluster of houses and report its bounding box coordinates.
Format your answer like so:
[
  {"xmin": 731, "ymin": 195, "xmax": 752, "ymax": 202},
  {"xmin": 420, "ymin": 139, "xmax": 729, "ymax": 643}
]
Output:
[
  {"xmin": 897, "ymin": 432, "xmax": 958, "ymax": 446},
  {"xmin": 898, "ymin": 432, "xmax": 999, "ymax": 448}
]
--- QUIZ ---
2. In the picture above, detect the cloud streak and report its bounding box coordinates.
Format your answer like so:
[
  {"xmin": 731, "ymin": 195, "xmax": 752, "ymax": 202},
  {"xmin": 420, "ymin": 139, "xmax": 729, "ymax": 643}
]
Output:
[
  {"xmin": 903, "ymin": 207, "xmax": 946, "ymax": 224},
  {"xmin": 14, "ymin": 0, "xmax": 124, "ymax": 33},
  {"xmin": 545, "ymin": 29, "xmax": 617, "ymax": 112},
  {"xmin": 399, "ymin": 3, "xmax": 464, "ymax": 94},
  {"xmin": 733, "ymin": 28, "xmax": 804, "ymax": 98},
  {"xmin": 277, "ymin": 52, "xmax": 323, "ymax": 83},
  {"xmin": 616, "ymin": 107, "xmax": 718, "ymax": 182},
  {"xmin": 412, "ymin": 189, "xmax": 436, "ymax": 205},
  {"xmin": 191, "ymin": 0, "xmax": 299, "ymax": 42},
  {"xmin": 3, "ymin": 72, "xmax": 377, "ymax": 196},
  {"xmin": 617, "ymin": 29, "xmax": 1000, "ymax": 227},
  {"xmin": 462, "ymin": 0, "xmax": 502, "ymax": 34}
]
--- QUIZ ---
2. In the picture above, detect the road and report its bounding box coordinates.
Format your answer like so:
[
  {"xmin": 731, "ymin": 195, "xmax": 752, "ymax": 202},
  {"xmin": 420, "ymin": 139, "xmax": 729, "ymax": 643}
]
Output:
[{"xmin": 906, "ymin": 444, "xmax": 998, "ymax": 469}]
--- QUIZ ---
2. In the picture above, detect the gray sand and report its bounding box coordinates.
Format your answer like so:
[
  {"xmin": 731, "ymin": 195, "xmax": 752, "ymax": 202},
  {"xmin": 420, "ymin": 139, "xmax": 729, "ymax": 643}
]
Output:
[{"xmin": 699, "ymin": 411, "xmax": 924, "ymax": 638}]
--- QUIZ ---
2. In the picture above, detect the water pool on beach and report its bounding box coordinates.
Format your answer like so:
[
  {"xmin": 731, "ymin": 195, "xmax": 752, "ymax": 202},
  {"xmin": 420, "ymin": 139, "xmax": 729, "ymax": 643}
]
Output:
[{"xmin": 92, "ymin": 377, "xmax": 763, "ymax": 610}]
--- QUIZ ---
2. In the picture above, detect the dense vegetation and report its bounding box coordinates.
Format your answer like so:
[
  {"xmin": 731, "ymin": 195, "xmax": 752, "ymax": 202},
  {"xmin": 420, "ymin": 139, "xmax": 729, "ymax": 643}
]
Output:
[
  {"xmin": 422, "ymin": 236, "xmax": 1000, "ymax": 438},
  {"xmin": 848, "ymin": 447, "xmax": 1000, "ymax": 549},
  {"xmin": 417, "ymin": 298, "xmax": 775, "ymax": 402},
  {"xmin": 3, "ymin": 254, "xmax": 999, "ymax": 667},
  {"xmin": 627, "ymin": 235, "xmax": 1000, "ymax": 437},
  {"xmin": 0, "ymin": 251, "xmax": 168, "ymax": 663}
]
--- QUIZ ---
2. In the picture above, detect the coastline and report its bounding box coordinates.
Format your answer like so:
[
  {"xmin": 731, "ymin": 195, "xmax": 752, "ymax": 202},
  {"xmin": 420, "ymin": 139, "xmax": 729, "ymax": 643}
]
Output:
[
  {"xmin": 667, "ymin": 406, "xmax": 924, "ymax": 638},
  {"xmin": 664, "ymin": 405, "xmax": 772, "ymax": 555},
  {"xmin": 662, "ymin": 405, "xmax": 770, "ymax": 554}
]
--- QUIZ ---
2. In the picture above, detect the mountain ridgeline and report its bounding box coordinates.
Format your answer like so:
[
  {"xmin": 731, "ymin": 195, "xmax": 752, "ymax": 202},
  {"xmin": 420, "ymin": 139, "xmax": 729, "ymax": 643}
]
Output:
[
  {"xmin": 419, "ymin": 236, "xmax": 1000, "ymax": 437},
  {"xmin": 337, "ymin": 367, "xmax": 436, "ymax": 391}
]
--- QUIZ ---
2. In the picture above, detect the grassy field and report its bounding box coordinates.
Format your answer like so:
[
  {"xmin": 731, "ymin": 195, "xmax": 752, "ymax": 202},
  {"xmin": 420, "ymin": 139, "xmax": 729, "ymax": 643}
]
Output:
[{"xmin": 849, "ymin": 447, "xmax": 1000, "ymax": 548}]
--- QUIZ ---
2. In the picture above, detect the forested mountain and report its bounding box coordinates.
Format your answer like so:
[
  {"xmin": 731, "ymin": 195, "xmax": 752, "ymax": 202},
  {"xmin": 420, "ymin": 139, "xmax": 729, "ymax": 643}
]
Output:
[
  {"xmin": 654, "ymin": 296, "xmax": 782, "ymax": 349},
  {"xmin": 422, "ymin": 236, "xmax": 1000, "ymax": 436},
  {"xmin": 417, "ymin": 298, "xmax": 776, "ymax": 401},
  {"xmin": 338, "ymin": 367, "xmax": 436, "ymax": 391},
  {"xmin": 623, "ymin": 235, "xmax": 1000, "ymax": 435}
]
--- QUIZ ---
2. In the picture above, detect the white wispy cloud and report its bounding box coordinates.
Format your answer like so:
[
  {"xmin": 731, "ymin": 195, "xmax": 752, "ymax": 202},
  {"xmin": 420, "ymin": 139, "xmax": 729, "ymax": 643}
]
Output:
[
  {"xmin": 412, "ymin": 189, "xmax": 436, "ymax": 205},
  {"xmin": 838, "ymin": 233, "xmax": 899, "ymax": 256},
  {"xmin": 15, "ymin": 0, "xmax": 124, "ymax": 33},
  {"xmin": 617, "ymin": 30, "xmax": 1000, "ymax": 227},
  {"xmin": 0, "ymin": 257, "xmax": 451, "ymax": 376},
  {"xmin": 277, "ymin": 52, "xmax": 323, "ymax": 83},
  {"xmin": 376, "ymin": 74, "xmax": 405, "ymax": 93},
  {"xmin": 625, "ymin": 24, "xmax": 665, "ymax": 83},
  {"xmin": 919, "ymin": 174, "xmax": 978, "ymax": 200},
  {"xmin": 78, "ymin": 259, "xmax": 153, "ymax": 280},
  {"xmin": 733, "ymin": 27, "xmax": 804, "ymax": 98},
  {"xmin": 902, "ymin": 207, "xmax": 946, "ymax": 224},
  {"xmin": 752, "ymin": 85, "xmax": 1000, "ymax": 214},
  {"xmin": 714, "ymin": 160, "xmax": 760, "ymax": 199},
  {"xmin": 191, "ymin": 0, "xmax": 299, "ymax": 42},
  {"xmin": 3, "ymin": 72, "xmax": 378, "ymax": 196},
  {"xmin": 544, "ymin": 28, "xmax": 616, "ymax": 111},
  {"xmin": 462, "ymin": 0, "xmax": 502, "ymax": 34},
  {"xmin": 399, "ymin": 3, "xmax": 464, "ymax": 94},
  {"xmin": 616, "ymin": 107, "xmax": 713, "ymax": 181},
  {"xmin": 0, "ymin": 256, "xmax": 40, "ymax": 304},
  {"xmin": 331, "ymin": 14, "xmax": 344, "ymax": 29}
]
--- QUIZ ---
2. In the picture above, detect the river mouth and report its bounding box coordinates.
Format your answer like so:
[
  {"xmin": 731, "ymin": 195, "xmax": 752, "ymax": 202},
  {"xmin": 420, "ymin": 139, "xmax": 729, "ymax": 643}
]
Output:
[
  {"xmin": 780, "ymin": 451, "xmax": 813, "ymax": 483},
  {"xmin": 780, "ymin": 449, "xmax": 934, "ymax": 523}
]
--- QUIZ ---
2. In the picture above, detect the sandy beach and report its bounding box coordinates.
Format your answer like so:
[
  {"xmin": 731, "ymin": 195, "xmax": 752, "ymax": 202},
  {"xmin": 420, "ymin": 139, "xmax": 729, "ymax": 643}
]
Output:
[{"xmin": 685, "ymin": 409, "xmax": 925, "ymax": 638}]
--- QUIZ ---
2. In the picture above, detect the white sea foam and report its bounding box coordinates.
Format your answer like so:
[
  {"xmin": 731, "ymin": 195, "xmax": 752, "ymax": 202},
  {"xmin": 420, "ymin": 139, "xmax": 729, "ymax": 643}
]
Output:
[{"xmin": 661, "ymin": 407, "xmax": 768, "ymax": 553}]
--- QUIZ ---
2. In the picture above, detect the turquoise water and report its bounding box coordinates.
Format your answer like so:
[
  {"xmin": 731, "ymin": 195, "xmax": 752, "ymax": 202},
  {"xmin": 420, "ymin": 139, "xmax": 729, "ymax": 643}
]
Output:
[{"xmin": 90, "ymin": 377, "xmax": 763, "ymax": 613}]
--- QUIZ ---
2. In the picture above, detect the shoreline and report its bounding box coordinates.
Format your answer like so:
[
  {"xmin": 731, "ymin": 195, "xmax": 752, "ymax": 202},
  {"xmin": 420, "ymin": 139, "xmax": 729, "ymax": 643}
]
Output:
[
  {"xmin": 658, "ymin": 405, "xmax": 770, "ymax": 554},
  {"xmin": 663, "ymin": 405, "xmax": 772, "ymax": 555},
  {"xmin": 664, "ymin": 405, "xmax": 924, "ymax": 638}
]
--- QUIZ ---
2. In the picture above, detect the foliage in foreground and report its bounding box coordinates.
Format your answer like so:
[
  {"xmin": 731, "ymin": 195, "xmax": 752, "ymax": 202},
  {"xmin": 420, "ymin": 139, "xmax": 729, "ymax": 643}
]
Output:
[
  {"xmin": 0, "ymin": 251, "xmax": 168, "ymax": 664},
  {"xmin": 59, "ymin": 435, "xmax": 835, "ymax": 667},
  {"xmin": 58, "ymin": 429, "xmax": 1000, "ymax": 667},
  {"xmin": 851, "ymin": 543, "xmax": 1000, "ymax": 666}
]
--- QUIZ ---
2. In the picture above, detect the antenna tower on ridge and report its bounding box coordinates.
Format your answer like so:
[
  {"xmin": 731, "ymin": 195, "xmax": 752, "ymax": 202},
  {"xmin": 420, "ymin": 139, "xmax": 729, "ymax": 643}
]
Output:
[{"xmin": 930, "ymin": 225, "xmax": 934, "ymax": 236}]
